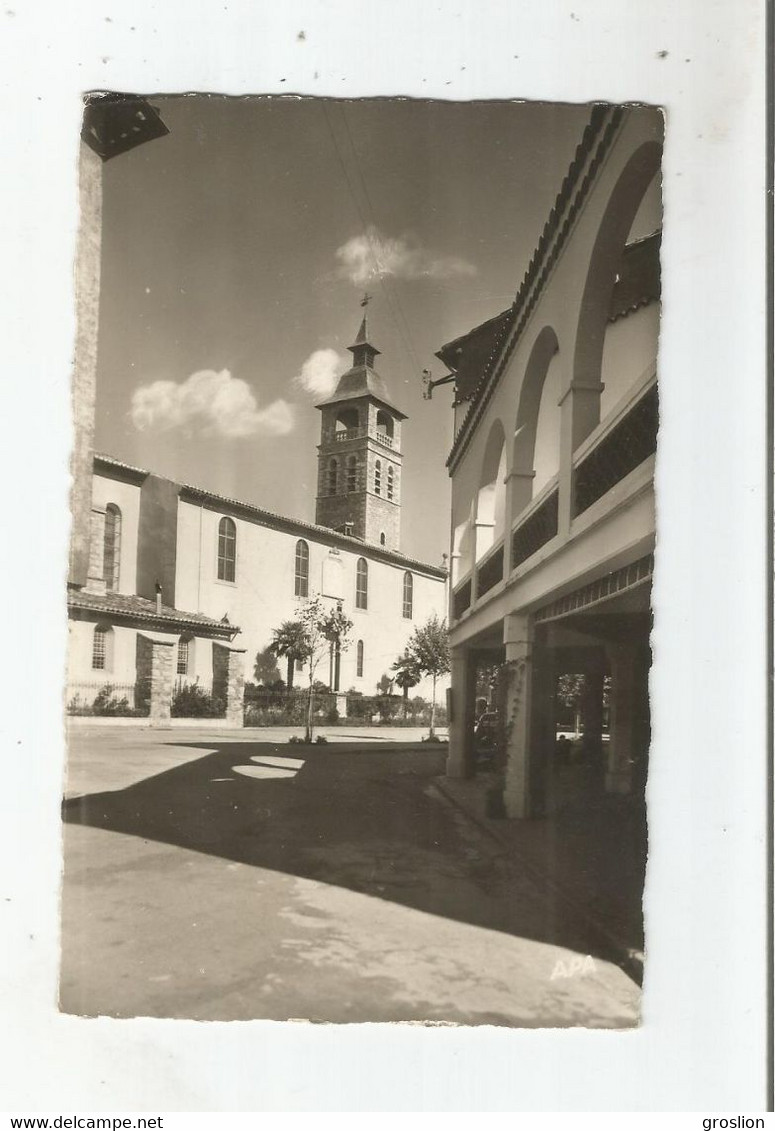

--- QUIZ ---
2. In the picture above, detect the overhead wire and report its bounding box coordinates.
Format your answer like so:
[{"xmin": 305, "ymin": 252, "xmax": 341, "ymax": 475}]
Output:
[
  {"xmin": 321, "ymin": 102, "xmax": 424, "ymax": 377},
  {"xmin": 338, "ymin": 104, "xmax": 425, "ymax": 377}
]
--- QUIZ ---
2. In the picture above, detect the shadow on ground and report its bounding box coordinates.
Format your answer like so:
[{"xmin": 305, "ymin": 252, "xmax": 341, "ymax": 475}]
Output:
[{"xmin": 62, "ymin": 736, "xmax": 639, "ymax": 968}]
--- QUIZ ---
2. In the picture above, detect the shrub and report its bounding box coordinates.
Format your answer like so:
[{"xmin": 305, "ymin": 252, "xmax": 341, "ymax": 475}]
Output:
[
  {"xmin": 288, "ymin": 735, "xmax": 305, "ymax": 744},
  {"xmin": 90, "ymin": 684, "xmax": 142, "ymax": 717},
  {"xmin": 376, "ymin": 695, "xmax": 400, "ymax": 723},
  {"xmin": 314, "ymin": 735, "xmax": 328, "ymax": 745},
  {"xmin": 172, "ymin": 683, "xmax": 224, "ymax": 718}
]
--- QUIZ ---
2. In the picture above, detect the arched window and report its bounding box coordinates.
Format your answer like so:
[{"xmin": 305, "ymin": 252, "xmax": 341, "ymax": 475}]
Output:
[
  {"xmin": 374, "ymin": 459, "xmax": 382, "ymax": 495},
  {"xmin": 103, "ymin": 504, "xmax": 122, "ymax": 591},
  {"xmin": 176, "ymin": 635, "xmax": 191, "ymax": 676},
  {"xmin": 294, "ymin": 539, "xmax": 309, "ymax": 597},
  {"xmin": 328, "ymin": 458, "xmax": 338, "ymax": 495},
  {"xmin": 91, "ymin": 624, "xmax": 112, "ymax": 671},
  {"xmin": 346, "ymin": 455, "xmax": 357, "ymax": 493},
  {"xmin": 217, "ymin": 517, "xmax": 236, "ymax": 582},
  {"xmin": 402, "ymin": 572, "xmax": 414, "ymax": 619},
  {"xmin": 379, "ymin": 532, "xmax": 386, "ymax": 546},
  {"xmin": 355, "ymin": 557, "xmax": 368, "ymax": 610},
  {"xmin": 387, "ymin": 466, "xmax": 395, "ymax": 501},
  {"xmin": 356, "ymin": 639, "xmax": 364, "ymax": 677}
]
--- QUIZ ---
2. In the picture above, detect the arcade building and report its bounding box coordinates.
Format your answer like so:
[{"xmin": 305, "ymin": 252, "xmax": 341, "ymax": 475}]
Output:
[{"xmin": 437, "ymin": 104, "xmax": 661, "ymax": 822}]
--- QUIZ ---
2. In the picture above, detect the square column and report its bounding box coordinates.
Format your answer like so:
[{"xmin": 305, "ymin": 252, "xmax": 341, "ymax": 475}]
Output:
[
  {"xmin": 503, "ymin": 468, "xmax": 535, "ymax": 575},
  {"xmin": 446, "ymin": 646, "xmax": 477, "ymax": 779},
  {"xmin": 136, "ymin": 634, "xmax": 174, "ymax": 723},
  {"xmin": 501, "ymin": 613, "xmax": 536, "ymax": 818},
  {"xmin": 213, "ymin": 643, "xmax": 247, "ymax": 727},
  {"xmin": 558, "ymin": 380, "xmax": 604, "ymax": 535}
]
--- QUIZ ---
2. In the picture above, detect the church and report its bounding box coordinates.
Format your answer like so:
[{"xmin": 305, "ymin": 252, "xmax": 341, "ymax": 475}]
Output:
[{"xmin": 66, "ymin": 309, "xmax": 449, "ymax": 724}]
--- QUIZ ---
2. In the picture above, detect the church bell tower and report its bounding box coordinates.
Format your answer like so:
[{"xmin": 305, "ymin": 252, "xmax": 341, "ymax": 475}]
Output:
[{"xmin": 315, "ymin": 304, "xmax": 406, "ymax": 551}]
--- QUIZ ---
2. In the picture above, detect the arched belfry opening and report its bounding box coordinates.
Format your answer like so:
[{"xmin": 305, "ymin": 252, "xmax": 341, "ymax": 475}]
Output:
[{"xmin": 314, "ymin": 304, "xmax": 407, "ymax": 551}]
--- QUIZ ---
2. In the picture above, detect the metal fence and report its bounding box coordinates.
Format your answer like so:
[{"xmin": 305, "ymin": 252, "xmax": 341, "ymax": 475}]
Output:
[
  {"xmin": 243, "ymin": 686, "xmax": 447, "ymax": 727},
  {"xmin": 67, "ymin": 681, "xmax": 150, "ymax": 718}
]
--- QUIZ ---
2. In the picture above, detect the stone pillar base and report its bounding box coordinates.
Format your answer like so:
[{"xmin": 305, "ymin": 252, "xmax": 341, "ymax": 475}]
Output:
[
  {"xmin": 136, "ymin": 633, "xmax": 175, "ymax": 723},
  {"xmin": 213, "ymin": 642, "xmax": 247, "ymax": 727}
]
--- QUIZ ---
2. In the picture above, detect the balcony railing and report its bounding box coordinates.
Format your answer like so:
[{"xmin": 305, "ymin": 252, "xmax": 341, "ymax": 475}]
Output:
[
  {"xmin": 452, "ymin": 577, "xmax": 472, "ymax": 620},
  {"xmin": 573, "ymin": 383, "xmax": 658, "ymax": 517},
  {"xmin": 511, "ymin": 487, "xmax": 559, "ymax": 569},
  {"xmin": 475, "ymin": 541, "xmax": 504, "ymax": 599},
  {"xmin": 333, "ymin": 428, "xmax": 395, "ymax": 450}
]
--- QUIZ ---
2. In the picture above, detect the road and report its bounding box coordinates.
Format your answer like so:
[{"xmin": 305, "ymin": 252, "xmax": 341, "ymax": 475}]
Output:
[{"xmin": 61, "ymin": 726, "xmax": 639, "ymax": 1026}]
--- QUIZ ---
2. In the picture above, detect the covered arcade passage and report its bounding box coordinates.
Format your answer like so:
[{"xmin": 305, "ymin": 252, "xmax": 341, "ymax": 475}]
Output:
[{"xmin": 448, "ymin": 555, "xmax": 653, "ymax": 819}]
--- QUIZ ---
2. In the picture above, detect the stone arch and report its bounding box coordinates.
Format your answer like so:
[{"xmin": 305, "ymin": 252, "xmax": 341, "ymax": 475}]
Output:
[
  {"xmin": 512, "ymin": 325, "xmax": 560, "ymax": 516},
  {"xmin": 572, "ymin": 139, "xmax": 662, "ymax": 442},
  {"xmin": 335, "ymin": 407, "xmax": 359, "ymax": 433},
  {"xmin": 452, "ymin": 499, "xmax": 475, "ymax": 585},
  {"xmin": 474, "ymin": 418, "xmax": 507, "ymax": 562}
]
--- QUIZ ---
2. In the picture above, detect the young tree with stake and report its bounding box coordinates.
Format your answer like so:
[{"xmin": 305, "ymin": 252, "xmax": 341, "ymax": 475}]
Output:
[
  {"xmin": 271, "ymin": 595, "xmax": 352, "ymax": 742},
  {"xmin": 403, "ymin": 613, "xmax": 450, "ymax": 738}
]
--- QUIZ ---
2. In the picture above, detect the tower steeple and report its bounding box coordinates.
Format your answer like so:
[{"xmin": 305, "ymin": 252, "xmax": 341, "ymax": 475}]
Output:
[
  {"xmin": 348, "ymin": 312, "xmax": 380, "ymax": 370},
  {"xmin": 315, "ymin": 306, "xmax": 407, "ymax": 551}
]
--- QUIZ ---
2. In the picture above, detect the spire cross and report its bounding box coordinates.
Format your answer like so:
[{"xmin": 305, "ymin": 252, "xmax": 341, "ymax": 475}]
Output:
[{"xmin": 360, "ymin": 292, "xmax": 372, "ymax": 308}]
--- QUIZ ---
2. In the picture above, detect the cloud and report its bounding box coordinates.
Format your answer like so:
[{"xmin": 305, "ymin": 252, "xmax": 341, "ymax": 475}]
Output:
[
  {"xmin": 130, "ymin": 369, "xmax": 294, "ymax": 438},
  {"xmin": 293, "ymin": 348, "xmax": 344, "ymax": 399},
  {"xmin": 335, "ymin": 225, "xmax": 477, "ymax": 285}
]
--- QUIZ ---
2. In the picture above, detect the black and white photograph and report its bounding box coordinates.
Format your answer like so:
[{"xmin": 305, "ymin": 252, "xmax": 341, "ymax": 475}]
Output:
[
  {"xmin": 1, "ymin": 0, "xmax": 769, "ymax": 1114},
  {"xmin": 63, "ymin": 95, "xmax": 661, "ymax": 1028}
]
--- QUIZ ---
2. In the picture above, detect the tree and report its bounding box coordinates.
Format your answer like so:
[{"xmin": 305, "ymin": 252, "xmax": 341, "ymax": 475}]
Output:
[
  {"xmin": 253, "ymin": 645, "xmax": 282, "ymax": 687},
  {"xmin": 403, "ymin": 613, "xmax": 450, "ymax": 737},
  {"xmin": 391, "ymin": 652, "xmax": 422, "ymax": 718},
  {"xmin": 556, "ymin": 673, "xmax": 585, "ymax": 736},
  {"xmin": 376, "ymin": 673, "xmax": 394, "ymax": 696},
  {"xmin": 268, "ymin": 620, "xmax": 310, "ymax": 690},
  {"xmin": 275, "ymin": 595, "xmax": 353, "ymax": 742}
]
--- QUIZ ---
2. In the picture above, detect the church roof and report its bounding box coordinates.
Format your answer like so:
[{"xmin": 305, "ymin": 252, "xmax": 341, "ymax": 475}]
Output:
[
  {"xmin": 92, "ymin": 454, "xmax": 447, "ymax": 580},
  {"xmin": 315, "ymin": 363, "xmax": 407, "ymax": 418},
  {"xmin": 316, "ymin": 309, "xmax": 406, "ymax": 418}
]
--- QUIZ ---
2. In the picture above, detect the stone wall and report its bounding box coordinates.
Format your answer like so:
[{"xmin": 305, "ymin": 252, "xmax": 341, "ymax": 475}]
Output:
[{"xmin": 69, "ymin": 143, "xmax": 103, "ymax": 588}]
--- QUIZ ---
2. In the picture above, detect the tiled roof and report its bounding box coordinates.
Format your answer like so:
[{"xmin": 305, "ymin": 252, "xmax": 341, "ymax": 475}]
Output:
[
  {"xmin": 435, "ymin": 310, "xmax": 513, "ymax": 406},
  {"xmin": 94, "ymin": 454, "xmax": 148, "ymax": 477},
  {"xmin": 67, "ymin": 590, "xmax": 239, "ymax": 637},
  {"xmin": 315, "ymin": 362, "xmax": 407, "ymax": 418},
  {"xmin": 440, "ymin": 230, "xmax": 660, "ymax": 408},
  {"xmin": 608, "ymin": 231, "xmax": 661, "ymax": 322}
]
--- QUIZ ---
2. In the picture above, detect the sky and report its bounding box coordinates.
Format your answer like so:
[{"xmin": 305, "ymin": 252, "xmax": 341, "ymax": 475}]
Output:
[{"xmin": 93, "ymin": 96, "xmax": 595, "ymax": 563}]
